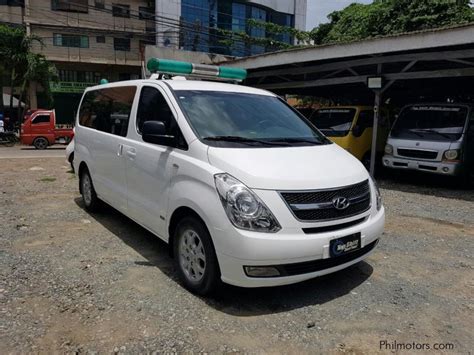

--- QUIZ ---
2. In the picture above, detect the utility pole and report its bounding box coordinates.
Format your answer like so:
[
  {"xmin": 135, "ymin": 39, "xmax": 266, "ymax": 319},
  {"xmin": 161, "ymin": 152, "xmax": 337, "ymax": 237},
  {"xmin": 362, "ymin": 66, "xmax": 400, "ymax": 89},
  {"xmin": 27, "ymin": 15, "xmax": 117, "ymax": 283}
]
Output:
[{"xmin": 368, "ymin": 64, "xmax": 383, "ymax": 177}]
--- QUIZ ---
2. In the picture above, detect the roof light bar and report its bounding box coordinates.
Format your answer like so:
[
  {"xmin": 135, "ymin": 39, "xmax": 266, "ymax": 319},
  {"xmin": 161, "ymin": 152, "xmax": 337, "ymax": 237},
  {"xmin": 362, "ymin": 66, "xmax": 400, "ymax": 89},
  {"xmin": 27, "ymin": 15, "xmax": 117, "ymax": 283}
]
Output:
[{"xmin": 147, "ymin": 58, "xmax": 247, "ymax": 82}]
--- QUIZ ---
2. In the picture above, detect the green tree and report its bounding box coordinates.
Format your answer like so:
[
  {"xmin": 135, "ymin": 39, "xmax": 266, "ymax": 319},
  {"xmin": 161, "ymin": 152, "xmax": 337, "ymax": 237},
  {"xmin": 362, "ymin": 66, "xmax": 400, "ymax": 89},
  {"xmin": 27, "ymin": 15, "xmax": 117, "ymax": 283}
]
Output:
[
  {"xmin": 0, "ymin": 25, "xmax": 57, "ymax": 118},
  {"xmin": 311, "ymin": 0, "xmax": 474, "ymax": 45}
]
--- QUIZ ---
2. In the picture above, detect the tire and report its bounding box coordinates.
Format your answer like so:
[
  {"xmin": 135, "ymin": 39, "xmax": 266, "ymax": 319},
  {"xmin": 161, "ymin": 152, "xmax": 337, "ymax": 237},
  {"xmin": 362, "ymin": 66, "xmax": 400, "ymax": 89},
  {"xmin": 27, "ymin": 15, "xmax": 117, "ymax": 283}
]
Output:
[
  {"xmin": 68, "ymin": 152, "xmax": 74, "ymax": 172},
  {"xmin": 80, "ymin": 168, "xmax": 101, "ymax": 212},
  {"xmin": 33, "ymin": 137, "xmax": 49, "ymax": 150},
  {"xmin": 173, "ymin": 216, "xmax": 220, "ymax": 295},
  {"xmin": 5, "ymin": 136, "xmax": 15, "ymax": 147}
]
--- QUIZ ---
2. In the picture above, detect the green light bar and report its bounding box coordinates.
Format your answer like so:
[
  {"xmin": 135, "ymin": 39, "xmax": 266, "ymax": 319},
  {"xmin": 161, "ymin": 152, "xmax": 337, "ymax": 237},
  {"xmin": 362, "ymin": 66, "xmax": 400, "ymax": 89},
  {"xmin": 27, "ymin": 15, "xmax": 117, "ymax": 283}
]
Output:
[{"xmin": 147, "ymin": 58, "xmax": 247, "ymax": 82}]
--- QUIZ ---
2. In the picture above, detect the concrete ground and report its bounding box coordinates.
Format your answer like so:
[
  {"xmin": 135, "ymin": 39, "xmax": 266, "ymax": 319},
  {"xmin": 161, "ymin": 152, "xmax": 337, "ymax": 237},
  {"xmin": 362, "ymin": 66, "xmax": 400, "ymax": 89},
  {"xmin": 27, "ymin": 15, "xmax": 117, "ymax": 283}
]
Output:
[
  {"xmin": 0, "ymin": 145, "xmax": 66, "ymax": 159},
  {"xmin": 0, "ymin": 147, "xmax": 472, "ymax": 354}
]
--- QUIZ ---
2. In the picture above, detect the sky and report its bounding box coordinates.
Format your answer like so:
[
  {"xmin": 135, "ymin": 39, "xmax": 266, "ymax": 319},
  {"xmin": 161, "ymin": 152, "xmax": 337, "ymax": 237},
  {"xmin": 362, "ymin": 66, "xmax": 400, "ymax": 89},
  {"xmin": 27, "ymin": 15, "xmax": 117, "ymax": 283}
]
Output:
[{"xmin": 306, "ymin": 0, "xmax": 373, "ymax": 30}]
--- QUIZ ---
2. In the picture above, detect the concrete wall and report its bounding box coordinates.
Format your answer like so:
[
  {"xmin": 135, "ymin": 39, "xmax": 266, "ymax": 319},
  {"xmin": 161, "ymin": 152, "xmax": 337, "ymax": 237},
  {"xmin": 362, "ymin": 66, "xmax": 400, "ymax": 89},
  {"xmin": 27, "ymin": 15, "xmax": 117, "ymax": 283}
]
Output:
[
  {"xmin": 155, "ymin": 0, "xmax": 181, "ymax": 48},
  {"xmin": 25, "ymin": 0, "xmax": 151, "ymax": 34},
  {"xmin": 0, "ymin": 5, "xmax": 23, "ymax": 25},
  {"xmin": 30, "ymin": 26, "xmax": 144, "ymax": 66}
]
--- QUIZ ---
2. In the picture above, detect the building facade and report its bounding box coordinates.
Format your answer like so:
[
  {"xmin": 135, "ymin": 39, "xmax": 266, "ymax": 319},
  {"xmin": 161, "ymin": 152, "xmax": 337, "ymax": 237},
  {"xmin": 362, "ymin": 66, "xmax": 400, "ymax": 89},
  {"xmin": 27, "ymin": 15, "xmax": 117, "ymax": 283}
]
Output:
[
  {"xmin": 1, "ymin": 0, "xmax": 306, "ymax": 122},
  {"xmin": 1, "ymin": 0, "xmax": 155, "ymax": 122},
  {"xmin": 156, "ymin": 0, "xmax": 307, "ymax": 57}
]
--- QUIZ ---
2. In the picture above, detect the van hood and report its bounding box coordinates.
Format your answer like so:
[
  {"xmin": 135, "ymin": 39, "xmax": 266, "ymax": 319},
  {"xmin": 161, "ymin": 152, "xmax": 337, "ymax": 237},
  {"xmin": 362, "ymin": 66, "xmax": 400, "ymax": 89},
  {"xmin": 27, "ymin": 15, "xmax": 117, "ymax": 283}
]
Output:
[{"xmin": 207, "ymin": 143, "xmax": 369, "ymax": 190}]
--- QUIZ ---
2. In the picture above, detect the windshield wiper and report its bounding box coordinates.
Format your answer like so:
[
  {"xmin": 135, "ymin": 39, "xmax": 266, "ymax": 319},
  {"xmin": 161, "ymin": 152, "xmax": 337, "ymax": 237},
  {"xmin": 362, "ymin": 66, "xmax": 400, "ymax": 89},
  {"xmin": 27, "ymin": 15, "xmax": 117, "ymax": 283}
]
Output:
[
  {"xmin": 406, "ymin": 129, "xmax": 425, "ymax": 138},
  {"xmin": 412, "ymin": 129, "xmax": 452, "ymax": 140},
  {"xmin": 203, "ymin": 136, "xmax": 289, "ymax": 146},
  {"xmin": 269, "ymin": 138, "xmax": 323, "ymax": 145}
]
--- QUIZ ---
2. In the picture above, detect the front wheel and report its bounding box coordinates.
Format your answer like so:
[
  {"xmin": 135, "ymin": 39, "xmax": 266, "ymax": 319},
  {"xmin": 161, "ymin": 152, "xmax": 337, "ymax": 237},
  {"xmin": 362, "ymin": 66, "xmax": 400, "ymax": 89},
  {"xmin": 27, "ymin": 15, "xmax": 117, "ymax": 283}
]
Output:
[
  {"xmin": 80, "ymin": 169, "xmax": 101, "ymax": 212},
  {"xmin": 33, "ymin": 137, "xmax": 49, "ymax": 150},
  {"xmin": 173, "ymin": 216, "xmax": 220, "ymax": 295}
]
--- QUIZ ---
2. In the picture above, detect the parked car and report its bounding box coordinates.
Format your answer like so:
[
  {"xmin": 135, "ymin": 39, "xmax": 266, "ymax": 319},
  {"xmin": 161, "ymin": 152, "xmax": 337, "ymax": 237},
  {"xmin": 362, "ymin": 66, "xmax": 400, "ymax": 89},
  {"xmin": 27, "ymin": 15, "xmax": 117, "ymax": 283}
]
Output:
[
  {"xmin": 65, "ymin": 138, "xmax": 75, "ymax": 171},
  {"xmin": 20, "ymin": 109, "xmax": 74, "ymax": 149},
  {"xmin": 383, "ymin": 103, "xmax": 474, "ymax": 184},
  {"xmin": 74, "ymin": 59, "xmax": 385, "ymax": 295},
  {"xmin": 301, "ymin": 106, "xmax": 391, "ymax": 169}
]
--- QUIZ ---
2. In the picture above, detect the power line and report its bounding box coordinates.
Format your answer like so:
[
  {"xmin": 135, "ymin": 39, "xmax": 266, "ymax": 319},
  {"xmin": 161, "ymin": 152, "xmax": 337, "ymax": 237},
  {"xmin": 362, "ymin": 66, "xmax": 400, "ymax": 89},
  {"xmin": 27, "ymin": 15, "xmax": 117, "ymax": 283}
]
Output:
[{"xmin": 21, "ymin": 1, "xmax": 293, "ymax": 50}]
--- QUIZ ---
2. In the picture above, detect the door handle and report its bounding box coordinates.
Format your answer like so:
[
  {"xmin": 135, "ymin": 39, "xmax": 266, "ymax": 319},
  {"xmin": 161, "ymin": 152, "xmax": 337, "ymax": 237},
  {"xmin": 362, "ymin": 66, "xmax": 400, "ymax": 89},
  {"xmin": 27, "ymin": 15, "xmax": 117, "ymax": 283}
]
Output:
[
  {"xmin": 117, "ymin": 144, "xmax": 123, "ymax": 156},
  {"xmin": 126, "ymin": 148, "xmax": 136, "ymax": 159}
]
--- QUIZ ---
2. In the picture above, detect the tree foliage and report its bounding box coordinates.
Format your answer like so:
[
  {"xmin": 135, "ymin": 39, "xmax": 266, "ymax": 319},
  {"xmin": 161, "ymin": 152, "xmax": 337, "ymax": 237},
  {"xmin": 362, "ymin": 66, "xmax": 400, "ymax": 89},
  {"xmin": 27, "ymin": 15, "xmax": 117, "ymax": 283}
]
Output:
[
  {"xmin": 0, "ymin": 25, "xmax": 57, "ymax": 115},
  {"xmin": 311, "ymin": 0, "xmax": 474, "ymax": 45}
]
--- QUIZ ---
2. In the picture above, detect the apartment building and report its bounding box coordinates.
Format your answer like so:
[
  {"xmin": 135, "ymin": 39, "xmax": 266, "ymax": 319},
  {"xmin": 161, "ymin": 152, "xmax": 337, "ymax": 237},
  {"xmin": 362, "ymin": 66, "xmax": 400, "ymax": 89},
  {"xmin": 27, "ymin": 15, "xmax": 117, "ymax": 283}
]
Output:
[
  {"xmin": 1, "ymin": 0, "xmax": 306, "ymax": 122},
  {"xmin": 1, "ymin": 0, "xmax": 155, "ymax": 122}
]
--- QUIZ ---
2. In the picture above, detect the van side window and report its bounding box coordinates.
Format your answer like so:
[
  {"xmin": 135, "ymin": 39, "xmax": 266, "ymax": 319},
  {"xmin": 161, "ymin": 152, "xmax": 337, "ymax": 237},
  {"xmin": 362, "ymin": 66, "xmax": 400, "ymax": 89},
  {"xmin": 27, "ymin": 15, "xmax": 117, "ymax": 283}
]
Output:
[
  {"xmin": 136, "ymin": 86, "xmax": 187, "ymax": 148},
  {"xmin": 79, "ymin": 86, "xmax": 136, "ymax": 137},
  {"xmin": 32, "ymin": 115, "xmax": 50, "ymax": 124}
]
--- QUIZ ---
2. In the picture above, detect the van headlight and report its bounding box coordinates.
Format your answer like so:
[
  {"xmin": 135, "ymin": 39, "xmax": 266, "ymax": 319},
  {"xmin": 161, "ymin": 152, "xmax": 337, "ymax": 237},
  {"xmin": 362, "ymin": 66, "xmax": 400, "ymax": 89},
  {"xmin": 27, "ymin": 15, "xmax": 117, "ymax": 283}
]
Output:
[
  {"xmin": 370, "ymin": 177, "xmax": 382, "ymax": 211},
  {"xmin": 384, "ymin": 144, "xmax": 393, "ymax": 155},
  {"xmin": 214, "ymin": 173, "xmax": 281, "ymax": 233},
  {"xmin": 443, "ymin": 149, "xmax": 460, "ymax": 161}
]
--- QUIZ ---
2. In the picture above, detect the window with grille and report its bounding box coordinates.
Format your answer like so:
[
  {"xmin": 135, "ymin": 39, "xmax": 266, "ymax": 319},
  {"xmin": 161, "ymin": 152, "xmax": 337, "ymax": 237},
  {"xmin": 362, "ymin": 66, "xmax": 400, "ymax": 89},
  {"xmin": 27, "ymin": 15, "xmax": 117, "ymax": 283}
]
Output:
[
  {"xmin": 114, "ymin": 38, "xmax": 130, "ymax": 51},
  {"xmin": 112, "ymin": 3, "xmax": 130, "ymax": 18},
  {"xmin": 53, "ymin": 33, "xmax": 89, "ymax": 48}
]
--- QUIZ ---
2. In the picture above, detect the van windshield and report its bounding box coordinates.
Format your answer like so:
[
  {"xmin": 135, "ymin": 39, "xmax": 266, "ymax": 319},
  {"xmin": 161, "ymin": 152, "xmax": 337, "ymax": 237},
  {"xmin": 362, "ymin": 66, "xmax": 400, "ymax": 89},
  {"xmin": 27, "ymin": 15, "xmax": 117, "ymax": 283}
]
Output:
[
  {"xmin": 175, "ymin": 90, "xmax": 329, "ymax": 147},
  {"xmin": 311, "ymin": 108, "xmax": 356, "ymax": 137},
  {"xmin": 391, "ymin": 105, "xmax": 468, "ymax": 141}
]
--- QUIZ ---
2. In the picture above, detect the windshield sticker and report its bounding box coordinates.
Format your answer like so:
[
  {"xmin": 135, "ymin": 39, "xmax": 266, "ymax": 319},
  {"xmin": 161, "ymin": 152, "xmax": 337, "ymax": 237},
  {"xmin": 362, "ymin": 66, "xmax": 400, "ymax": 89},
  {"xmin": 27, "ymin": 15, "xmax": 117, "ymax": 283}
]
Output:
[{"xmin": 411, "ymin": 106, "xmax": 461, "ymax": 112}]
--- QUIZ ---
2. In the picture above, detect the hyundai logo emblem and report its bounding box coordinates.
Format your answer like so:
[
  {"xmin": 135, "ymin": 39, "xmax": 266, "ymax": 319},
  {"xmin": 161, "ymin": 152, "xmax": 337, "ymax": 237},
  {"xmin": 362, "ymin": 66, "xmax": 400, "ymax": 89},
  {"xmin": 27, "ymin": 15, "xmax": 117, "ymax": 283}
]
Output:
[{"xmin": 332, "ymin": 196, "xmax": 350, "ymax": 210}]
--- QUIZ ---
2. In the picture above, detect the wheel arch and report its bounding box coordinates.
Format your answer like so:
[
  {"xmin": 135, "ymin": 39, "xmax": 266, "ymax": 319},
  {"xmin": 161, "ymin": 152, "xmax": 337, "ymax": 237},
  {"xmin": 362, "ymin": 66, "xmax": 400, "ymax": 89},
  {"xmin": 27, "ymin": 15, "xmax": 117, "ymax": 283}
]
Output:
[{"xmin": 168, "ymin": 206, "xmax": 209, "ymax": 258}]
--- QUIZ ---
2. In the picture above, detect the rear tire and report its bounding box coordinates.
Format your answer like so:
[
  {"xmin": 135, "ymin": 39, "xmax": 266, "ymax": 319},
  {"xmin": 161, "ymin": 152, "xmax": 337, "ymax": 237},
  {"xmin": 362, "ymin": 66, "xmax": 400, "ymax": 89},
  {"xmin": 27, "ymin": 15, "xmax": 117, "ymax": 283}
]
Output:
[
  {"xmin": 173, "ymin": 216, "xmax": 220, "ymax": 295},
  {"xmin": 5, "ymin": 136, "xmax": 15, "ymax": 147},
  {"xmin": 33, "ymin": 137, "xmax": 48, "ymax": 150},
  {"xmin": 68, "ymin": 152, "xmax": 74, "ymax": 172},
  {"xmin": 80, "ymin": 168, "xmax": 101, "ymax": 212}
]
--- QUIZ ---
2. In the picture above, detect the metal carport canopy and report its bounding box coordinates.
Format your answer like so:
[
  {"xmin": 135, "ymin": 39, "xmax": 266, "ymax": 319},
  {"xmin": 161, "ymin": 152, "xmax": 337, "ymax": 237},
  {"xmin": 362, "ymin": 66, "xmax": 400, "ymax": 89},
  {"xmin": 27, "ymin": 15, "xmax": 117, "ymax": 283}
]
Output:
[{"xmin": 222, "ymin": 24, "xmax": 474, "ymax": 175}]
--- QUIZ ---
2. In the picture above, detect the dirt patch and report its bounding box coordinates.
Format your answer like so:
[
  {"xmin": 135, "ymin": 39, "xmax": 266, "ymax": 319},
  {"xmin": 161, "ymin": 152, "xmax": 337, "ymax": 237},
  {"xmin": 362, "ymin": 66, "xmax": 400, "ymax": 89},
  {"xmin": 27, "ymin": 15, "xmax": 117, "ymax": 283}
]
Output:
[{"xmin": 1, "ymin": 157, "xmax": 473, "ymax": 353}]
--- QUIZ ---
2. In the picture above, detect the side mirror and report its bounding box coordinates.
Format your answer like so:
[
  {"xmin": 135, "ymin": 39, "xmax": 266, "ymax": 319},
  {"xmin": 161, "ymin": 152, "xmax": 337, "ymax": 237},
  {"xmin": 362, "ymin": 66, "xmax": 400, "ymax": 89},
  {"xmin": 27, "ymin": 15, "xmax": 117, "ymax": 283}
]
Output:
[
  {"xmin": 352, "ymin": 125, "xmax": 362, "ymax": 137},
  {"xmin": 142, "ymin": 121, "xmax": 175, "ymax": 146}
]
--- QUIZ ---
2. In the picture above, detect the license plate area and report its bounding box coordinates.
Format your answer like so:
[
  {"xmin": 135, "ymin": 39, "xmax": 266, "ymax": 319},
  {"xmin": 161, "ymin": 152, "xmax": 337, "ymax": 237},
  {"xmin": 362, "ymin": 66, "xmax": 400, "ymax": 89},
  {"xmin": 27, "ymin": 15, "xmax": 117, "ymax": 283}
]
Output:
[{"xmin": 330, "ymin": 232, "xmax": 361, "ymax": 258}]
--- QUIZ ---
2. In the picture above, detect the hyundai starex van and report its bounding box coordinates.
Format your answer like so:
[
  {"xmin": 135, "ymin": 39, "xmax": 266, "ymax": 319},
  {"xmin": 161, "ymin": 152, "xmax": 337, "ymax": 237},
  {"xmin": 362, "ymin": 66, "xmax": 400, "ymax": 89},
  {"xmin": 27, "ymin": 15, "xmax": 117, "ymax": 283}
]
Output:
[{"xmin": 74, "ymin": 59, "xmax": 385, "ymax": 295}]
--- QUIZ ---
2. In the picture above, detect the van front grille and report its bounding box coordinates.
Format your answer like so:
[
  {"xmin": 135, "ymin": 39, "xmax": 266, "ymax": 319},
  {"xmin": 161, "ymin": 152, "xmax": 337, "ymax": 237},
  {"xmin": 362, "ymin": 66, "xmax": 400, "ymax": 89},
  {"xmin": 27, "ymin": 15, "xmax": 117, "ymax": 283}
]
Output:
[
  {"xmin": 280, "ymin": 180, "xmax": 371, "ymax": 222},
  {"xmin": 397, "ymin": 148, "xmax": 438, "ymax": 160}
]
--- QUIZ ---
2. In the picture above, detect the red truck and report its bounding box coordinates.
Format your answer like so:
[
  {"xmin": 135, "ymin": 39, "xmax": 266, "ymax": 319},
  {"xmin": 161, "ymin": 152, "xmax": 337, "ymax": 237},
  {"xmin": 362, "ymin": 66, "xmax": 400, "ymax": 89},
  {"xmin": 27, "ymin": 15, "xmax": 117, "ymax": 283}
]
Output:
[{"xmin": 21, "ymin": 110, "xmax": 74, "ymax": 149}]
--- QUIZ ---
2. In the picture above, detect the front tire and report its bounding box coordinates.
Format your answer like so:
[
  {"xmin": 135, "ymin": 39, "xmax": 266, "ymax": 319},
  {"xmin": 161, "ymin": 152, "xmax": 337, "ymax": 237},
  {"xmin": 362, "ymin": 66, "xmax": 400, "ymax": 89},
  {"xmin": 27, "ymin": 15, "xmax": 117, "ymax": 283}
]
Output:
[
  {"xmin": 80, "ymin": 169, "xmax": 101, "ymax": 212},
  {"xmin": 173, "ymin": 216, "xmax": 220, "ymax": 295},
  {"xmin": 33, "ymin": 137, "xmax": 49, "ymax": 150}
]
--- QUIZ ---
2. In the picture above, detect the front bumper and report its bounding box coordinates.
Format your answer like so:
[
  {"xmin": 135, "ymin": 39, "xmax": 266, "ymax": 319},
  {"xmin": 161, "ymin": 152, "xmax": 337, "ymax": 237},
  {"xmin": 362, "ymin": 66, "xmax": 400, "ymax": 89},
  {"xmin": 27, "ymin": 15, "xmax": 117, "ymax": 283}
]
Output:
[
  {"xmin": 382, "ymin": 155, "xmax": 463, "ymax": 176},
  {"xmin": 214, "ymin": 207, "xmax": 384, "ymax": 288}
]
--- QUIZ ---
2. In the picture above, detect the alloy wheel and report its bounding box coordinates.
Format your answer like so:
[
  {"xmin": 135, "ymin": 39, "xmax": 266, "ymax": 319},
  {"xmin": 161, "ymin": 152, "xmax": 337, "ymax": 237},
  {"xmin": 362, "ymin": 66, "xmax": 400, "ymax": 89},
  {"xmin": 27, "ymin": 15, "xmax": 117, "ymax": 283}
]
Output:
[{"xmin": 179, "ymin": 229, "xmax": 207, "ymax": 282}]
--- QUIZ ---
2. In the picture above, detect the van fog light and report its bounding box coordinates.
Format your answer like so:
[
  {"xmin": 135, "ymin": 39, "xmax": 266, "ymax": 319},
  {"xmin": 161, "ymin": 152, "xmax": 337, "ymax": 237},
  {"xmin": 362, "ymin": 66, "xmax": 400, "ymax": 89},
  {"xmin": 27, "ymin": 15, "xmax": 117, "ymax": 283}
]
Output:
[
  {"xmin": 442, "ymin": 167, "xmax": 449, "ymax": 173},
  {"xmin": 244, "ymin": 266, "xmax": 280, "ymax": 277}
]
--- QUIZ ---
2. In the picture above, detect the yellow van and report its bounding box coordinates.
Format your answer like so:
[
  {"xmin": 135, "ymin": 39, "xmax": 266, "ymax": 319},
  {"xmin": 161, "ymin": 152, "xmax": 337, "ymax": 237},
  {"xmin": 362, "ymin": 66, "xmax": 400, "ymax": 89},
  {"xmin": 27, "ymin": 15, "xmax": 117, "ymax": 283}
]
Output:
[{"xmin": 303, "ymin": 106, "xmax": 391, "ymax": 168}]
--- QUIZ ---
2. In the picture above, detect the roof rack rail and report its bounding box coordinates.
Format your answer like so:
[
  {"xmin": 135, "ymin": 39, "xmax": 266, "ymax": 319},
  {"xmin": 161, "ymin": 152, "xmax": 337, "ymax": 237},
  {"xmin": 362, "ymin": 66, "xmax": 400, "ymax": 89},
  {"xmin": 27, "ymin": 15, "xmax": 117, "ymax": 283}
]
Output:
[{"xmin": 147, "ymin": 58, "xmax": 247, "ymax": 83}]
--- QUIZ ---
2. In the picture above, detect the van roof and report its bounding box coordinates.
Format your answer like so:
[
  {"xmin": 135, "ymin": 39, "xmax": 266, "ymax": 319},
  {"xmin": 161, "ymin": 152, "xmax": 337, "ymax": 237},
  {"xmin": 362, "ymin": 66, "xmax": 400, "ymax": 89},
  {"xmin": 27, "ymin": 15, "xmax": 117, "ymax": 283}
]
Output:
[{"xmin": 86, "ymin": 79, "xmax": 275, "ymax": 97}]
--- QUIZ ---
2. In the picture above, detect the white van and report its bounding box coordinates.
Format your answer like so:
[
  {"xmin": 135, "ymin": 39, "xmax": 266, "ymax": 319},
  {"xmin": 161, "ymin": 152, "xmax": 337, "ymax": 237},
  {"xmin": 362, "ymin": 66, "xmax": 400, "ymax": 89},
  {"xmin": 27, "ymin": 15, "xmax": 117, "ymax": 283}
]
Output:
[{"xmin": 74, "ymin": 59, "xmax": 384, "ymax": 295}]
